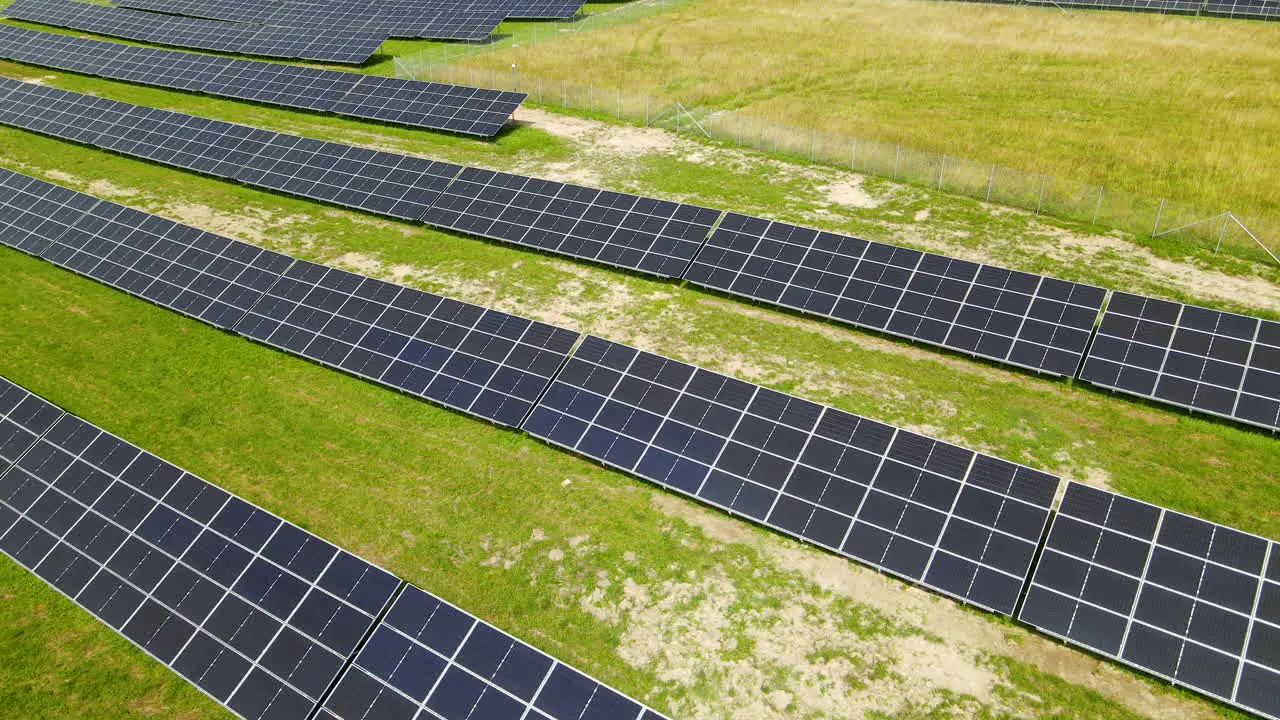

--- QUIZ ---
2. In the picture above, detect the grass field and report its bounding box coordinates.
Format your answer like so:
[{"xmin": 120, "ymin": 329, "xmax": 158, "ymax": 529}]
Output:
[
  {"xmin": 450, "ymin": 0, "xmax": 1280, "ymax": 227},
  {"xmin": 0, "ymin": 9, "xmax": 1278, "ymax": 718}
]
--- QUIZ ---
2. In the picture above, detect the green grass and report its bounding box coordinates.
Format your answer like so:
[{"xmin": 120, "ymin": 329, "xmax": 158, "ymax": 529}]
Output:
[{"xmin": 450, "ymin": 0, "xmax": 1280, "ymax": 230}]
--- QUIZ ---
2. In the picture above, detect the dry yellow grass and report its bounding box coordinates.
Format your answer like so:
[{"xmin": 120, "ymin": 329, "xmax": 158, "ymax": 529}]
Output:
[{"xmin": 459, "ymin": 0, "xmax": 1280, "ymax": 225}]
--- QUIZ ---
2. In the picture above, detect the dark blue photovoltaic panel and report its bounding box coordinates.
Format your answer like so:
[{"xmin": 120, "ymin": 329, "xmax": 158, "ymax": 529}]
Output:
[
  {"xmin": 684, "ymin": 213, "xmax": 1106, "ymax": 376},
  {"xmin": 0, "ymin": 378, "xmax": 64, "ymax": 477},
  {"xmin": 0, "ymin": 405, "xmax": 399, "ymax": 720},
  {"xmin": 0, "ymin": 166, "xmax": 102, "ymax": 256},
  {"xmin": 932, "ymin": 0, "xmax": 1278, "ymax": 20},
  {"xmin": 1019, "ymin": 482, "xmax": 1280, "ymax": 720},
  {"xmin": 422, "ymin": 168, "xmax": 723, "ymax": 278},
  {"xmin": 1079, "ymin": 291, "xmax": 1280, "ymax": 431},
  {"xmin": 3, "ymin": 0, "xmax": 388, "ymax": 63},
  {"xmin": 522, "ymin": 335, "xmax": 1060, "ymax": 615},
  {"xmin": 233, "ymin": 260, "xmax": 580, "ymax": 427},
  {"xmin": 320, "ymin": 583, "xmax": 668, "ymax": 720},
  {"xmin": 39, "ymin": 196, "xmax": 296, "ymax": 330},
  {"xmin": 0, "ymin": 25, "xmax": 525, "ymax": 136}
]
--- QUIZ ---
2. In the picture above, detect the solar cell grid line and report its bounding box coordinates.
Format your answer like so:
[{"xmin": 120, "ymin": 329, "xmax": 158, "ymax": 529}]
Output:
[
  {"xmin": 1017, "ymin": 482, "xmax": 1280, "ymax": 720},
  {"xmin": 200, "ymin": 58, "xmax": 363, "ymax": 113},
  {"xmin": 0, "ymin": 378, "xmax": 65, "ymax": 479},
  {"xmin": 0, "ymin": 404, "xmax": 403, "ymax": 720},
  {"xmin": 521, "ymin": 335, "xmax": 1060, "ymax": 615},
  {"xmin": 319, "ymin": 582, "xmax": 671, "ymax": 720},
  {"xmin": 0, "ymin": 166, "xmax": 103, "ymax": 257},
  {"xmin": 683, "ymin": 213, "xmax": 1106, "ymax": 376},
  {"xmin": 422, "ymin": 168, "xmax": 723, "ymax": 279},
  {"xmin": 37, "ymin": 195, "xmax": 297, "ymax": 330},
  {"xmin": 1079, "ymin": 291, "xmax": 1280, "ymax": 431},
  {"xmin": 232, "ymin": 136, "xmax": 464, "ymax": 220},
  {"xmin": 232, "ymin": 259, "xmax": 581, "ymax": 427}
]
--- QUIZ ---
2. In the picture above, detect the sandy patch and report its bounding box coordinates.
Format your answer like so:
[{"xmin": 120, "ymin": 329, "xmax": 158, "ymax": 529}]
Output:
[{"xmin": 819, "ymin": 176, "xmax": 881, "ymax": 209}]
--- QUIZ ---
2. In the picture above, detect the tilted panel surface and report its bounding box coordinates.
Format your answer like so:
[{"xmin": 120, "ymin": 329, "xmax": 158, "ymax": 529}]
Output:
[
  {"xmin": 234, "ymin": 260, "xmax": 580, "ymax": 427},
  {"xmin": 319, "ymin": 583, "xmax": 670, "ymax": 720},
  {"xmin": 0, "ymin": 166, "xmax": 102, "ymax": 256},
  {"xmin": 0, "ymin": 408, "xmax": 401, "ymax": 720},
  {"xmin": 684, "ymin": 213, "xmax": 1105, "ymax": 376},
  {"xmin": 422, "ymin": 168, "xmax": 722, "ymax": 279},
  {"xmin": 39, "ymin": 196, "xmax": 296, "ymax": 330},
  {"xmin": 2, "ymin": 0, "xmax": 387, "ymax": 63},
  {"xmin": 522, "ymin": 335, "xmax": 1060, "ymax": 615},
  {"xmin": 1019, "ymin": 482, "xmax": 1280, "ymax": 720},
  {"xmin": 0, "ymin": 378, "xmax": 63, "ymax": 478},
  {"xmin": 1079, "ymin": 291, "xmax": 1280, "ymax": 431},
  {"xmin": 0, "ymin": 25, "xmax": 522, "ymax": 135}
]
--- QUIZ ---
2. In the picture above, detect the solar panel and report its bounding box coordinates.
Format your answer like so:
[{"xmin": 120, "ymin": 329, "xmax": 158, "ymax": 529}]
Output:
[
  {"xmin": 0, "ymin": 166, "xmax": 102, "ymax": 256},
  {"xmin": 330, "ymin": 76, "xmax": 526, "ymax": 138},
  {"xmin": 116, "ymin": 0, "xmax": 506, "ymax": 39},
  {"xmin": 319, "ymin": 583, "xmax": 669, "ymax": 720},
  {"xmin": 0, "ymin": 26, "xmax": 526, "ymax": 136},
  {"xmin": 1019, "ymin": 482, "xmax": 1280, "ymax": 720},
  {"xmin": 0, "ymin": 378, "xmax": 63, "ymax": 478},
  {"xmin": 521, "ymin": 335, "xmax": 1060, "ymax": 615},
  {"xmin": 0, "ymin": 77, "xmax": 136, "ymax": 145},
  {"xmin": 932, "ymin": 0, "xmax": 1277, "ymax": 19},
  {"xmin": 1079, "ymin": 292, "xmax": 1280, "ymax": 431},
  {"xmin": 684, "ymin": 214, "xmax": 1106, "ymax": 376},
  {"xmin": 232, "ymin": 136, "xmax": 463, "ymax": 220},
  {"xmin": 39, "ymin": 198, "xmax": 296, "ymax": 330},
  {"xmin": 2, "ymin": 0, "xmax": 388, "ymax": 63},
  {"xmin": 0, "ymin": 408, "xmax": 401, "ymax": 720},
  {"xmin": 233, "ymin": 260, "xmax": 580, "ymax": 427},
  {"xmin": 423, "ymin": 168, "xmax": 723, "ymax": 279}
]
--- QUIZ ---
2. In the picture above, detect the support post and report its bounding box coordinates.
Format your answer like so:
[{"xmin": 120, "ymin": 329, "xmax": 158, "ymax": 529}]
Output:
[
  {"xmin": 1035, "ymin": 176, "xmax": 1047, "ymax": 214},
  {"xmin": 851, "ymin": 138, "xmax": 857, "ymax": 171},
  {"xmin": 1216, "ymin": 214, "xmax": 1228, "ymax": 253},
  {"xmin": 937, "ymin": 155, "xmax": 946, "ymax": 190},
  {"xmin": 893, "ymin": 146, "xmax": 901, "ymax": 181},
  {"xmin": 1092, "ymin": 186, "xmax": 1104, "ymax": 225},
  {"xmin": 1152, "ymin": 199, "xmax": 1166, "ymax": 237},
  {"xmin": 810, "ymin": 131, "xmax": 815, "ymax": 163},
  {"xmin": 986, "ymin": 164, "xmax": 995, "ymax": 203}
]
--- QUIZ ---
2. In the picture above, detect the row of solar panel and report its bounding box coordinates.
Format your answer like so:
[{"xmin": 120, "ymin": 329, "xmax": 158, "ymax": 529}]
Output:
[
  {"xmin": 3, "ymin": 0, "xmax": 387, "ymax": 63},
  {"xmin": 0, "ymin": 78, "xmax": 1275, "ymax": 432},
  {"xmin": 113, "ymin": 0, "xmax": 585, "ymax": 37},
  {"xmin": 0, "ymin": 377, "xmax": 668, "ymax": 720},
  {"xmin": 114, "ymin": 0, "xmax": 505, "ymax": 40},
  {"xmin": 3, "ymin": 169, "xmax": 1278, "ymax": 719},
  {"xmin": 936, "ymin": 0, "xmax": 1279, "ymax": 19},
  {"xmin": 0, "ymin": 25, "xmax": 526, "ymax": 137}
]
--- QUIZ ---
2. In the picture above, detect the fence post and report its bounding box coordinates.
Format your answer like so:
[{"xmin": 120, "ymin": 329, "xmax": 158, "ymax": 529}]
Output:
[
  {"xmin": 537, "ymin": 79, "xmax": 542, "ymax": 104},
  {"xmin": 893, "ymin": 145, "xmax": 901, "ymax": 181},
  {"xmin": 810, "ymin": 131, "xmax": 815, "ymax": 163},
  {"xmin": 1152, "ymin": 199, "xmax": 1165, "ymax": 237},
  {"xmin": 1035, "ymin": 176, "xmax": 1047, "ymax": 214},
  {"xmin": 1216, "ymin": 214, "xmax": 1229, "ymax": 253},
  {"xmin": 616, "ymin": 88, "xmax": 620, "ymax": 119},
  {"xmin": 644, "ymin": 97, "xmax": 649, "ymax": 126},
  {"xmin": 986, "ymin": 164, "xmax": 995, "ymax": 203},
  {"xmin": 851, "ymin": 138, "xmax": 857, "ymax": 171},
  {"xmin": 1092, "ymin": 186, "xmax": 1104, "ymax": 225},
  {"xmin": 937, "ymin": 155, "xmax": 946, "ymax": 190}
]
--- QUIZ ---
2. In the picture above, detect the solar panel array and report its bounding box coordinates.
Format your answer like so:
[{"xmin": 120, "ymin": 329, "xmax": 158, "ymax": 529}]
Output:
[
  {"xmin": 522, "ymin": 335, "xmax": 1061, "ymax": 615},
  {"xmin": 1020, "ymin": 483, "xmax": 1280, "ymax": 720},
  {"xmin": 0, "ymin": 25, "xmax": 526, "ymax": 135},
  {"xmin": 685, "ymin": 213, "xmax": 1107, "ymax": 376},
  {"xmin": 936, "ymin": 0, "xmax": 1279, "ymax": 20},
  {"xmin": 281, "ymin": 0, "xmax": 588, "ymax": 21},
  {"xmin": 235, "ymin": 260, "xmax": 580, "ymax": 427},
  {"xmin": 3, "ymin": 0, "xmax": 388, "ymax": 63},
  {"xmin": 422, "ymin": 168, "xmax": 723, "ymax": 279},
  {"xmin": 0, "ymin": 166, "xmax": 102, "ymax": 256},
  {"xmin": 1079, "ymin": 292, "xmax": 1280, "ymax": 431},
  {"xmin": 0, "ymin": 377, "xmax": 668, "ymax": 720},
  {"xmin": 115, "ymin": 0, "xmax": 506, "ymax": 39},
  {"xmin": 320, "ymin": 584, "xmax": 664, "ymax": 720}
]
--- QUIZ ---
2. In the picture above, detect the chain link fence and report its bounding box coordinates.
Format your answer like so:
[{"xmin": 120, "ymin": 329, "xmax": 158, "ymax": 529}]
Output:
[{"xmin": 395, "ymin": 53, "xmax": 1279, "ymax": 268}]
